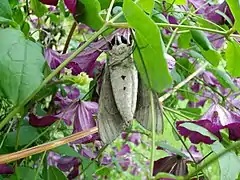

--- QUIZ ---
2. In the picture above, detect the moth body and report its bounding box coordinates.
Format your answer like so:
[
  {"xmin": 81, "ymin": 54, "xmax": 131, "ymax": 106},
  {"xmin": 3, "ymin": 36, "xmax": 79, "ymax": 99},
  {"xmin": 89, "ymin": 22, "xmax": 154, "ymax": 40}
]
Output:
[{"xmin": 108, "ymin": 35, "xmax": 138, "ymax": 125}]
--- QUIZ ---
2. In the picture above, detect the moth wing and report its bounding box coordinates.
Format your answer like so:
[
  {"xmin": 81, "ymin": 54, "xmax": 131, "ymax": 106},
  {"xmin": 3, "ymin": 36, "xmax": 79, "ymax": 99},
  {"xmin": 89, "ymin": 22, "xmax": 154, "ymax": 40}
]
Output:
[
  {"xmin": 135, "ymin": 78, "xmax": 163, "ymax": 133},
  {"xmin": 97, "ymin": 65, "xmax": 126, "ymax": 144}
]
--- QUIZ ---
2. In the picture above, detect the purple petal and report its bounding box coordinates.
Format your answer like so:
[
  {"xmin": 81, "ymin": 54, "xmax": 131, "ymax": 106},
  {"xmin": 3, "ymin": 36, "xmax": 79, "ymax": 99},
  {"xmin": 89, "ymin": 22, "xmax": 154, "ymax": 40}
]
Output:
[
  {"xmin": 128, "ymin": 133, "xmax": 141, "ymax": 145},
  {"xmin": 0, "ymin": 164, "xmax": 14, "ymax": 174},
  {"xmin": 117, "ymin": 144, "xmax": 131, "ymax": 156},
  {"xmin": 47, "ymin": 152, "xmax": 61, "ymax": 166},
  {"xmin": 29, "ymin": 114, "xmax": 58, "ymax": 127},
  {"xmin": 202, "ymin": 72, "xmax": 219, "ymax": 86},
  {"xmin": 121, "ymin": 132, "xmax": 127, "ymax": 139},
  {"xmin": 182, "ymin": 145, "xmax": 202, "ymax": 162},
  {"xmin": 225, "ymin": 123, "xmax": 240, "ymax": 141},
  {"xmin": 119, "ymin": 157, "xmax": 131, "ymax": 171},
  {"xmin": 57, "ymin": 157, "xmax": 79, "ymax": 172},
  {"xmin": 40, "ymin": 0, "xmax": 58, "ymax": 6},
  {"xmin": 165, "ymin": 53, "xmax": 176, "ymax": 71},
  {"xmin": 201, "ymin": 104, "xmax": 235, "ymax": 125},
  {"xmin": 153, "ymin": 155, "xmax": 188, "ymax": 176},
  {"xmin": 72, "ymin": 101, "xmax": 98, "ymax": 144},
  {"xmin": 191, "ymin": 83, "xmax": 201, "ymax": 93},
  {"xmin": 80, "ymin": 148, "xmax": 96, "ymax": 159},
  {"xmin": 64, "ymin": 0, "xmax": 76, "ymax": 14},
  {"xmin": 100, "ymin": 155, "xmax": 112, "ymax": 165},
  {"xmin": 176, "ymin": 120, "xmax": 222, "ymax": 144},
  {"xmin": 67, "ymin": 164, "xmax": 79, "ymax": 180}
]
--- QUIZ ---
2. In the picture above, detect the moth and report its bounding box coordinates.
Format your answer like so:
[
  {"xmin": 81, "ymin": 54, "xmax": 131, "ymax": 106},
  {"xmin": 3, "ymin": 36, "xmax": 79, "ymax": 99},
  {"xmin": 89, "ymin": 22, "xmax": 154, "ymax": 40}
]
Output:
[{"xmin": 97, "ymin": 33, "xmax": 163, "ymax": 144}]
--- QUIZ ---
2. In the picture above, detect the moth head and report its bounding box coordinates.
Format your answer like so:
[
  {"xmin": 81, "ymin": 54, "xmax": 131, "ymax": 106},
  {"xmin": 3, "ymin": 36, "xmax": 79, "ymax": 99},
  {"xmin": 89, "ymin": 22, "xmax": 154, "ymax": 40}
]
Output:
[{"xmin": 108, "ymin": 34, "xmax": 133, "ymax": 56}]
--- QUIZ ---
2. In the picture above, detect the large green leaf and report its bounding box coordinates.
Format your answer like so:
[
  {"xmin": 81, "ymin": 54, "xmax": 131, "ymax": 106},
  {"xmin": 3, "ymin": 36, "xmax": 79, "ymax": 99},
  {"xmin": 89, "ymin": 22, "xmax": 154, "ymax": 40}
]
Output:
[
  {"xmin": 137, "ymin": 0, "xmax": 154, "ymax": 14},
  {"xmin": 226, "ymin": 0, "xmax": 240, "ymax": 33},
  {"xmin": 48, "ymin": 166, "xmax": 67, "ymax": 180},
  {"xmin": 75, "ymin": 0, "xmax": 104, "ymax": 30},
  {"xmin": 0, "ymin": 0, "xmax": 12, "ymax": 19},
  {"xmin": 5, "ymin": 125, "xmax": 39, "ymax": 146},
  {"xmin": 10, "ymin": 167, "xmax": 40, "ymax": 180},
  {"xmin": 0, "ymin": 28, "xmax": 45, "ymax": 105},
  {"xmin": 207, "ymin": 67, "xmax": 238, "ymax": 91},
  {"xmin": 165, "ymin": 0, "xmax": 186, "ymax": 5},
  {"xmin": 53, "ymin": 144, "xmax": 81, "ymax": 158},
  {"xmin": 211, "ymin": 142, "xmax": 240, "ymax": 180},
  {"xmin": 30, "ymin": 0, "xmax": 48, "ymax": 18},
  {"xmin": 123, "ymin": 0, "xmax": 172, "ymax": 93},
  {"xmin": 191, "ymin": 30, "xmax": 221, "ymax": 66},
  {"xmin": 225, "ymin": 40, "xmax": 240, "ymax": 77},
  {"xmin": 98, "ymin": 0, "xmax": 111, "ymax": 9}
]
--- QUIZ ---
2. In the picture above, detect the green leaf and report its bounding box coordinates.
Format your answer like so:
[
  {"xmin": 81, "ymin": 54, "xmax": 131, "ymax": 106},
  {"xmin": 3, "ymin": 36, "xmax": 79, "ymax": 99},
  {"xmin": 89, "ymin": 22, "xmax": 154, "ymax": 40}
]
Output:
[
  {"xmin": 82, "ymin": 159, "xmax": 98, "ymax": 180},
  {"xmin": 53, "ymin": 144, "xmax": 81, "ymax": 158},
  {"xmin": 98, "ymin": 0, "xmax": 111, "ymax": 9},
  {"xmin": 165, "ymin": 0, "xmax": 186, "ymax": 5},
  {"xmin": 95, "ymin": 166, "xmax": 111, "ymax": 176},
  {"xmin": 157, "ymin": 142, "xmax": 188, "ymax": 158},
  {"xmin": 200, "ymin": 144, "xmax": 220, "ymax": 179},
  {"xmin": 0, "ymin": 28, "xmax": 45, "ymax": 105},
  {"xmin": 226, "ymin": 40, "xmax": 240, "ymax": 77},
  {"xmin": 226, "ymin": 0, "xmax": 240, "ymax": 33},
  {"xmin": 211, "ymin": 142, "xmax": 240, "ymax": 180},
  {"xmin": 179, "ymin": 122, "xmax": 218, "ymax": 141},
  {"xmin": 137, "ymin": 0, "xmax": 154, "ymax": 14},
  {"xmin": 191, "ymin": 30, "xmax": 212, "ymax": 51},
  {"xmin": 30, "ymin": 0, "xmax": 48, "ymax": 17},
  {"xmin": 0, "ymin": 16, "xmax": 18, "ymax": 27},
  {"xmin": 48, "ymin": 166, "xmax": 67, "ymax": 180},
  {"xmin": 75, "ymin": 0, "xmax": 104, "ymax": 30},
  {"xmin": 207, "ymin": 67, "xmax": 238, "ymax": 91},
  {"xmin": 178, "ymin": 32, "xmax": 191, "ymax": 48},
  {"xmin": 123, "ymin": 0, "xmax": 172, "ymax": 93},
  {"xmin": 10, "ymin": 167, "xmax": 40, "ymax": 180},
  {"xmin": 201, "ymin": 48, "xmax": 222, "ymax": 67},
  {"xmin": 0, "ymin": 0, "xmax": 12, "ymax": 19},
  {"xmin": 5, "ymin": 125, "xmax": 39, "ymax": 146}
]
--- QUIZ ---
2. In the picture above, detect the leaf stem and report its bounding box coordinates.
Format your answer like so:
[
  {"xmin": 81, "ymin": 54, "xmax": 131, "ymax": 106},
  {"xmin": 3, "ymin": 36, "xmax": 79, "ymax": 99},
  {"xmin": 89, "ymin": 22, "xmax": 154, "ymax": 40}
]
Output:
[
  {"xmin": 109, "ymin": 22, "xmax": 229, "ymax": 36},
  {"xmin": 159, "ymin": 62, "xmax": 208, "ymax": 102},
  {"xmin": 149, "ymin": 91, "xmax": 156, "ymax": 177},
  {"xmin": 62, "ymin": 21, "xmax": 77, "ymax": 54},
  {"xmin": 106, "ymin": 0, "xmax": 115, "ymax": 22}
]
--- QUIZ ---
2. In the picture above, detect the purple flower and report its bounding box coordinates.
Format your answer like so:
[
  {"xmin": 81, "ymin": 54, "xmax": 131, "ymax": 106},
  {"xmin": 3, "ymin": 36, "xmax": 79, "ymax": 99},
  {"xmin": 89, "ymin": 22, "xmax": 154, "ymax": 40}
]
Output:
[
  {"xmin": 44, "ymin": 48, "xmax": 101, "ymax": 77},
  {"xmin": 121, "ymin": 132, "xmax": 141, "ymax": 145},
  {"xmin": 0, "ymin": 164, "xmax": 14, "ymax": 174},
  {"xmin": 176, "ymin": 104, "xmax": 240, "ymax": 144},
  {"xmin": 40, "ymin": 0, "xmax": 76, "ymax": 14},
  {"xmin": 40, "ymin": 0, "xmax": 58, "ymax": 6},
  {"xmin": 48, "ymin": 152, "xmax": 80, "ymax": 179},
  {"xmin": 116, "ymin": 144, "xmax": 131, "ymax": 156},
  {"xmin": 29, "ymin": 114, "xmax": 58, "ymax": 127},
  {"xmin": 44, "ymin": 29, "xmax": 128, "ymax": 77},
  {"xmin": 188, "ymin": 1, "xmax": 234, "ymax": 25},
  {"xmin": 153, "ymin": 145, "xmax": 202, "ymax": 176},
  {"xmin": 80, "ymin": 148, "xmax": 96, "ymax": 160},
  {"xmin": 56, "ymin": 101, "xmax": 99, "ymax": 144},
  {"xmin": 119, "ymin": 157, "xmax": 131, "ymax": 171}
]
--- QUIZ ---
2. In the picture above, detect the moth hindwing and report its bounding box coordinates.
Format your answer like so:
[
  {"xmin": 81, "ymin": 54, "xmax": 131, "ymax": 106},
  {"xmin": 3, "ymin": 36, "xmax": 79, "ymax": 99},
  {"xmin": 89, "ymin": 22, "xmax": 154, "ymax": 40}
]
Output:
[{"xmin": 135, "ymin": 78, "xmax": 164, "ymax": 134}]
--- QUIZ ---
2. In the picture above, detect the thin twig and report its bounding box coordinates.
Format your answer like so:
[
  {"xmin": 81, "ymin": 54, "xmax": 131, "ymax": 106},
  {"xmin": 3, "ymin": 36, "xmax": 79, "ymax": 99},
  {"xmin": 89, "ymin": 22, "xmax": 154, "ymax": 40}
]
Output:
[{"xmin": 159, "ymin": 62, "xmax": 208, "ymax": 102}]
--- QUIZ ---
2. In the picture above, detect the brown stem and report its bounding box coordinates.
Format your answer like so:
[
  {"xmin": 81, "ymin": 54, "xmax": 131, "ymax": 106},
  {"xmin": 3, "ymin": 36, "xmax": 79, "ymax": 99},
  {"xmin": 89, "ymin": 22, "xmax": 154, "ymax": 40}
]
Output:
[{"xmin": 62, "ymin": 21, "xmax": 77, "ymax": 54}]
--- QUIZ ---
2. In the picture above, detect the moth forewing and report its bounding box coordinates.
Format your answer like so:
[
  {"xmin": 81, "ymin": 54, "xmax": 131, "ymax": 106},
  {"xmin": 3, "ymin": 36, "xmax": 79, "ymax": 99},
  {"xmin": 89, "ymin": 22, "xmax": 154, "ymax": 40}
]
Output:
[
  {"xmin": 135, "ymin": 78, "xmax": 164, "ymax": 133},
  {"xmin": 108, "ymin": 35, "xmax": 138, "ymax": 125},
  {"xmin": 97, "ymin": 65, "xmax": 126, "ymax": 144}
]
